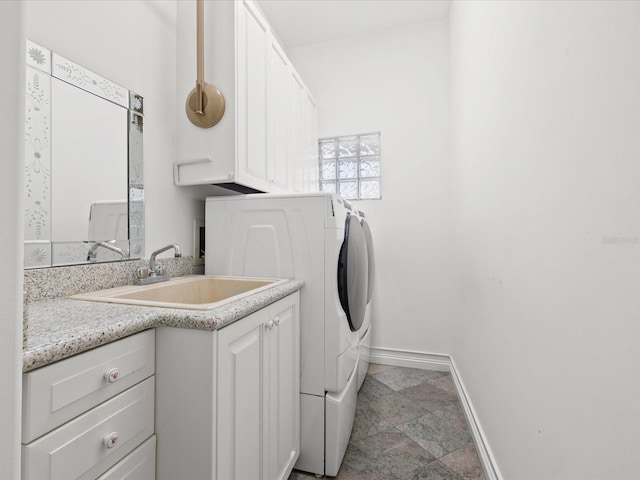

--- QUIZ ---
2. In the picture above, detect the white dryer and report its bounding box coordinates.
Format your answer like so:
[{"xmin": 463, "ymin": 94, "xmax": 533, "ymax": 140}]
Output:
[
  {"xmin": 205, "ymin": 192, "xmax": 369, "ymax": 477},
  {"xmin": 354, "ymin": 209, "xmax": 375, "ymax": 391}
]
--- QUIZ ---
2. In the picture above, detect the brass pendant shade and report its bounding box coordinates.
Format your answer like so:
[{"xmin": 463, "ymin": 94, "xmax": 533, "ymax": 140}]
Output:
[{"xmin": 186, "ymin": 0, "xmax": 225, "ymax": 128}]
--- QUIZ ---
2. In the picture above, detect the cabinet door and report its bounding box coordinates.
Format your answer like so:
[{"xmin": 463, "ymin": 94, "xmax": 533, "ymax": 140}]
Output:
[
  {"xmin": 289, "ymin": 72, "xmax": 306, "ymax": 192},
  {"xmin": 237, "ymin": 0, "xmax": 269, "ymax": 191},
  {"xmin": 266, "ymin": 293, "xmax": 300, "ymax": 480},
  {"xmin": 216, "ymin": 308, "xmax": 269, "ymax": 480},
  {"xmin": 303, "ymin": 92, "xmax": 318, "ymax": 192},
  {"xmin": 267, "ymin": 38, "xmax": 292, "ymax": 192}
]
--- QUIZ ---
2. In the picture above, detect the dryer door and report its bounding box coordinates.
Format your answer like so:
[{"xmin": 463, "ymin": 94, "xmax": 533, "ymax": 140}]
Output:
[
  {"xmin": 337, "ymin": 214, "xmax": 368, "ymax": 332},
  {"xmin": 361, "ymin": 219, "xmax": 375, "ymax": 305}
]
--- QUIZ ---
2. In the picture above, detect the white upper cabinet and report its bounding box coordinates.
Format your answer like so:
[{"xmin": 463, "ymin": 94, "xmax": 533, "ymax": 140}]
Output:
[
  {"xmin": 237, "ymin": 1, "xmax": 269, "ymax": 191},
  {"xmin": 267, "ymin": 38, "xmax": 292, "ymax": 192},
  {"xmin": 288, "ymin": 70, "xmax": 318, "ymax": 193},
  {"xmin": 175, "ymin": 0, "xmax": 317, "ymax": 193},
  {"xmin": 290, "ymin": 71, "xmax": 306, "ymax": 193},
  {"xmin": 304, "ymin": 91, "xmax": 319, "ymax": 192}
]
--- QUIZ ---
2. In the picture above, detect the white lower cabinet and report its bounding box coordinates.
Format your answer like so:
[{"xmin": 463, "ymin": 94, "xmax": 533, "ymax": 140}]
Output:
[
  {"xmin": 21, "ymin": 330, "xmax": 156, "ymax": 480},
  {"xmin": 156, "ymin": 291, "xmax": 300, "ymax": 480},
  {"xmin": 97, "ymin": 436, "xmax": 156, "ymax": 480},
  {"xmin": 266, "ymin": 294, "xmax": 300, "ymax": 480},
  {"xmin": 216, "ymin": 307, "xmax": 266, "ymax": 480},
  {"xmin": 22, "ymin": 330, "xmax": 156, "ymax": 444},
  {"xmin": 21, "ymin": 294, "xmax": 299, "ymax": 480}
]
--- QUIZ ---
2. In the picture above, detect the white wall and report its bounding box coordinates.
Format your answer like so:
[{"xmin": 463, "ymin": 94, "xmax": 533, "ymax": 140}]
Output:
[
  {"xmin": 0, "ymin": 1, "xmax": 24, "ymax": 476},
  {"xmin": 450, "ymin": 1, "xmax": 640, "ymax": 477},
  {"xmin": 289, "ymin": 20, "xmax": 453, "ymax": 355},
  {"xmin": 24, "ymin": 0, "xmax": 216, "ymax": 258}
]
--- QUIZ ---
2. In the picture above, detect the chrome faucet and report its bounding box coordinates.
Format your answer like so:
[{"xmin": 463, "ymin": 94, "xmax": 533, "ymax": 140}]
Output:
[
  {"xmin": 87, "ymin": 241, "xmax": 130, "ymax": 262},
  {"xmin": 134, "ymin": 243, "xmax": 182, "ymax": 285},
  {"xmin": 149, "ymin": 243, "xmax": 182, "ymax": 273}
]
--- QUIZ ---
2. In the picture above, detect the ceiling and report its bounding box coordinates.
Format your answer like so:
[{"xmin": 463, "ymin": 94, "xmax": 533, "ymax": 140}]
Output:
[{"xmin": 255, "ymin": 0, "xmax": 451, "ymax": 50}]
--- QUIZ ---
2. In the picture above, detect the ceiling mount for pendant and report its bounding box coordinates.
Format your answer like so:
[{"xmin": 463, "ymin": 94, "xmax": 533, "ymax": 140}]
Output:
[{"xmin": 186, "ymin": 0, "xmax": 225, "ymax": 128}]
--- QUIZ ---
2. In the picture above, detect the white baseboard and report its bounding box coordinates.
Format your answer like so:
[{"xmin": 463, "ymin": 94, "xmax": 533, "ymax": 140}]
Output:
[
  {"xmin": 449, "ymin": 358, "xmax": 502, "ymax": 480},
  {"xmin": 369, "ymin": 347, "xmax": 450, "ymax": 372},
  {"xmin": 369, "ymin": 347, "xmax": 501, "ymax": 480}
]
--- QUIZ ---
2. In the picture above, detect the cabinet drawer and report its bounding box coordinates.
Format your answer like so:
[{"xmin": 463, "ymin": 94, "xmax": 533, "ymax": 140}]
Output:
[
  {"xmin": 22, "ymin": 376, "xmax": 155, "ymax": 480},
  {"xmin": 97, "ymin": 435, "xmax": 156, "ymax": 480},
  {"xmin": 22, "ymin": 329, "xmax": 155, "ymax": 443}
]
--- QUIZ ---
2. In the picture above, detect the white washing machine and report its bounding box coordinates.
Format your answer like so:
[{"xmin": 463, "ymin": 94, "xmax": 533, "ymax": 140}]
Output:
[
  {"xmin": 354, "ymin": 209, "xmax": 375, "ymax": 390},
  {"xmin": 205, "ymin": 192, "xmax": 369, "ymax": 477}
]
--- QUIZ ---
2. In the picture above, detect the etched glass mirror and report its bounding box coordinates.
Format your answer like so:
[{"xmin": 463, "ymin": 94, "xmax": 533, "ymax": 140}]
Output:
[{"xmin": 24, "ymin": 40, "xmax": 144, "ymax": 268}]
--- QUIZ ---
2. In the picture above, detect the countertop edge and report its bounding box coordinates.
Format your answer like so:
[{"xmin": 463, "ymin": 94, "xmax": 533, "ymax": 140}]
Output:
[{"xmin": 23, "ymin": 280, "xmax": 303, "ymax": 372}]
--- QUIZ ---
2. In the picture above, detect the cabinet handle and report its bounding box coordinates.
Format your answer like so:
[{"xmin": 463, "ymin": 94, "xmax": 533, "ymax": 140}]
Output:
[
  {"xmin": 273, "ymin": 316, "xmax": 280, "ymax": 327},
  {"xmin": 103, "ymin": 432, "xmax": 119, "ymax": 449},
  {"xmin": 266, "ymin": 320, "xmax": 276, "ymax": 330},
  {"xmin": 104, "ymin": 368, "xmax": 121, "ymax": 383}
]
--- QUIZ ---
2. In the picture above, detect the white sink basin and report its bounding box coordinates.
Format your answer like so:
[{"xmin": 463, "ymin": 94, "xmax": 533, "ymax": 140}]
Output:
[{"xmin": 70, "ymin": 275, "xmax": 288, "ymax": 310}]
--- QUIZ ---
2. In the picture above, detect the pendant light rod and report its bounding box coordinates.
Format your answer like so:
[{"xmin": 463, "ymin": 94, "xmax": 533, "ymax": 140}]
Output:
[
  {"xmin": 195, "ymin": 0, "xmax": 204, "ymax": 115},
  {"xmin": 186, "ymin": 0, "xmax": 225, "ymax": 128}
]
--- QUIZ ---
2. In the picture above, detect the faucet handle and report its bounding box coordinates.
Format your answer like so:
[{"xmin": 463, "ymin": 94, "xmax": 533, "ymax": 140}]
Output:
[
  {"xmin": 155, "ymin": 266, "xmax": 167, "ymax": 276},
  {"xmin": 136, "ymin": 267, "xmax": 150, "ymax": 279}
]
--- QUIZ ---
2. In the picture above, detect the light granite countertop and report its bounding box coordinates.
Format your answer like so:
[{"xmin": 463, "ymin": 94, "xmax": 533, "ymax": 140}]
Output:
[{"xmin": 23, "ymin": 279, "xmax": 303, "ymax": 372}]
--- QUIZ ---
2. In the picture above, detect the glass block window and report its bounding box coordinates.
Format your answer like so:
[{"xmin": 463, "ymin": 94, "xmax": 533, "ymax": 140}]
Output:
[{"xmin": 319, "ymin": 132, "xmax": 381, "ymax": 200}]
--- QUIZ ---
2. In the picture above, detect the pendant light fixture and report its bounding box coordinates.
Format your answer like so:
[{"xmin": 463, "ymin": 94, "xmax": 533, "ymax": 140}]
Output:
[{"xmin": 185, "ymin": 0, "xmax": 225, "ymax": 128}]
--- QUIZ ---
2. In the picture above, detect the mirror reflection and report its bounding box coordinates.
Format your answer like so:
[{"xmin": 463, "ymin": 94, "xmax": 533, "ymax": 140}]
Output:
[{"xmin": 24, "ymin": 40, "xmax": 144, "ymax": 268}]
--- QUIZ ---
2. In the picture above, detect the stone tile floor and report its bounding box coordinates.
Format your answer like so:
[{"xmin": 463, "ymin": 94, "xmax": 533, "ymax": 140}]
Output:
[{"xmin": 289, "ymin": 364, "xmax": 485, "ymax": 480}]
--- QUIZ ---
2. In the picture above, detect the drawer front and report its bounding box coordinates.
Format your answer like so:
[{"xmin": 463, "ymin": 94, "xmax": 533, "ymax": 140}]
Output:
[
  {"xmin": 22, "ymin": 329, "xmax": 155, "ymax": 443},
  {"xmin": 97, "ymin": 435, "xmax": 156, "ymax": 480},
  {"xmin": 22, "ymin": 376, "xmax": 155, "ymax": 480}
]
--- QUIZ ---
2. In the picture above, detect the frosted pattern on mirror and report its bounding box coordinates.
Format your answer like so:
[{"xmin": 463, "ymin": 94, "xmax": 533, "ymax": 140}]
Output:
[{"xmin": 23, "ymin": 39, "xmax": 144, "ymax": 269}]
